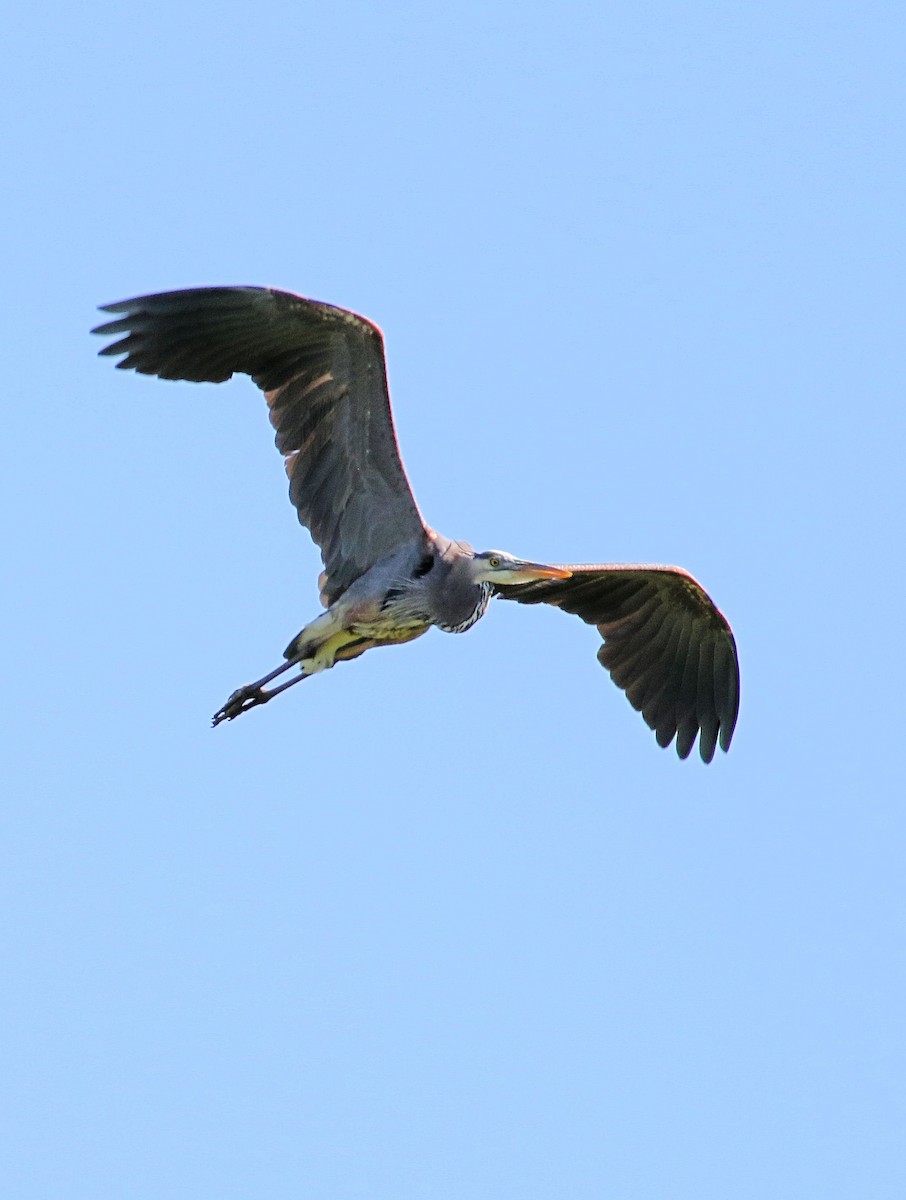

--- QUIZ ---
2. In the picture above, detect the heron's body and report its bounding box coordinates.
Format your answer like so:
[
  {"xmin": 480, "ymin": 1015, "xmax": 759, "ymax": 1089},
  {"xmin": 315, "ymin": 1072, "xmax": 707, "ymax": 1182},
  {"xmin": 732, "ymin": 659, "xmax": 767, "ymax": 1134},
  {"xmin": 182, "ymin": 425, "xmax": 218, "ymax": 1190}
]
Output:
[
  {"xmin": 94, "ymin": 286, "xmax": 740, "ymax": 761},
  {"xmin": 282, "ymin": 535, "xmax": 483, "ymax": 671}
]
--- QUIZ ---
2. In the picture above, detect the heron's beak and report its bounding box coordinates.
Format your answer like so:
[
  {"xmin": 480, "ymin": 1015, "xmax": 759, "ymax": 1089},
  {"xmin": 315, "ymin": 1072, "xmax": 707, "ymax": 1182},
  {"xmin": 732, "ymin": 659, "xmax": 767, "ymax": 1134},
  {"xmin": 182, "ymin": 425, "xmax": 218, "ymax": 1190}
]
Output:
[{"xmin": 506, "ymin": 561, "xmax": 572, "ymax": 583}]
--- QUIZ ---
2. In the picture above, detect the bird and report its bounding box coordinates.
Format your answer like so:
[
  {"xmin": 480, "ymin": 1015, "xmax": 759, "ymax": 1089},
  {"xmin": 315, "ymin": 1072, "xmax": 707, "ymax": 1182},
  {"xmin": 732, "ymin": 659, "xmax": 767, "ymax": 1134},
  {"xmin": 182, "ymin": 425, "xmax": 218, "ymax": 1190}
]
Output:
[{"xmin": 93, "ymin": 286, "xmax": 739, "ymax": 761}]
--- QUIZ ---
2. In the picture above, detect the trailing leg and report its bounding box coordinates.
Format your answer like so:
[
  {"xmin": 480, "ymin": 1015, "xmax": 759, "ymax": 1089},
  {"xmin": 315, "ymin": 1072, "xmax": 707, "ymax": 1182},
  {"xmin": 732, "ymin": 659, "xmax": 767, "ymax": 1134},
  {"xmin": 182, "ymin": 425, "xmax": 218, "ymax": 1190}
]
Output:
[
  {"xmin": 212, "ymin": 659, "xmax": 306, "ymax": 726},
  {"xmin": 211, "ymin": 630, "xmax": 376, "ymax": 726}
]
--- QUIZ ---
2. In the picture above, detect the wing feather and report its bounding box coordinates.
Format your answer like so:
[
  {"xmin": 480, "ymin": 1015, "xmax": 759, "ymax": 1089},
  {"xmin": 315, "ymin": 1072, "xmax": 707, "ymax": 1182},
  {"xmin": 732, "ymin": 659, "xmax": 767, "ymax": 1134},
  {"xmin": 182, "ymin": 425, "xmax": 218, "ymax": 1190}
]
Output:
[
  {"xmin": 496, "ymin": 564, "xmax": 739, "ymax": 761},
  {"xmin": 94, "ymin": 286, "xmax": 431, "ymax": 603}
]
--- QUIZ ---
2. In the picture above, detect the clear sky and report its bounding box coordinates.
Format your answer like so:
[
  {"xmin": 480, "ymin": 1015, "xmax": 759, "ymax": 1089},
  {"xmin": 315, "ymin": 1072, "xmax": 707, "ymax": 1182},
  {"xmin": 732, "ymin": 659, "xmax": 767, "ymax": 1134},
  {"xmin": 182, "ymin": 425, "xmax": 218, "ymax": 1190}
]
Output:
[{"xmin": 4, "ymin": 3, "xmax": 905, "ymax": 1197}]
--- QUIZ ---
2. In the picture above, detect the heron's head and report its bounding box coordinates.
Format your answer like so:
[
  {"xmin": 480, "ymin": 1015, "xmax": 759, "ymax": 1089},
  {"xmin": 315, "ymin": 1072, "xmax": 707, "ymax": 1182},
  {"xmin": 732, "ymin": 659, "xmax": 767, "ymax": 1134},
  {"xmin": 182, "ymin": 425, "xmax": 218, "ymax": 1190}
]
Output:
[{"xmin": 470, "ymin": 550, "xmax": 572, "ymax": 586}]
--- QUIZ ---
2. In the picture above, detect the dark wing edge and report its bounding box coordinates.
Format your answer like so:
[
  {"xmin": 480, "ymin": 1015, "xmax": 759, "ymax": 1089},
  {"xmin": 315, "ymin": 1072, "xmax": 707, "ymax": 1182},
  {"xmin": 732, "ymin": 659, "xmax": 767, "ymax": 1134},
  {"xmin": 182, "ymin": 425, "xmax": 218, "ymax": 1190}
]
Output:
[
  {"xmin": 93, "ymin": 287, "xmax": 431, "ymax": 604},
  {"xmin": 495, "ymin": 564, "xmax": 740, "ymax": 762}
]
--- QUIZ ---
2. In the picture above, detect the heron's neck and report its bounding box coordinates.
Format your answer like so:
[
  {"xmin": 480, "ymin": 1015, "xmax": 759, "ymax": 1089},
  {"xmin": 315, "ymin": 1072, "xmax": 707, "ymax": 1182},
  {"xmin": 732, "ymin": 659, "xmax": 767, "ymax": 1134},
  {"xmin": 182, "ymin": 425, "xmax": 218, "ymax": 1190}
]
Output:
[
  {"xmin": 435, "ymin": 580, "xmax": 492, "ymax": 634},
  {"xmin": 426, "ymin": 547, "xmax": 493, "ymax": 635}
]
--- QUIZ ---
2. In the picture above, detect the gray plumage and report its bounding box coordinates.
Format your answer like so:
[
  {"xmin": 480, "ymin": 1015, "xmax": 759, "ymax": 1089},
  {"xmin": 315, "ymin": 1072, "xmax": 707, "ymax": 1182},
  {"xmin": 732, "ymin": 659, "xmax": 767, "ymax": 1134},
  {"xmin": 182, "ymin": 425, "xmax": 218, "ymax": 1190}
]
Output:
[{"xmin": 93, "ymin": 285, "xmax": 740, "ymax": 762}]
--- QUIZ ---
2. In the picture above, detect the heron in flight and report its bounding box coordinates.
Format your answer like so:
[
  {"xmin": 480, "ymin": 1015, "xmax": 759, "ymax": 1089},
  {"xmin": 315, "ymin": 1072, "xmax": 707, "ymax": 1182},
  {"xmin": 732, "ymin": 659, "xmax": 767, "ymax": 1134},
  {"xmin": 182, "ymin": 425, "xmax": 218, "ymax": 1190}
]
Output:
[{"xmin": 93, "ymin": 287, "xmax": 739, "ymax": 761}]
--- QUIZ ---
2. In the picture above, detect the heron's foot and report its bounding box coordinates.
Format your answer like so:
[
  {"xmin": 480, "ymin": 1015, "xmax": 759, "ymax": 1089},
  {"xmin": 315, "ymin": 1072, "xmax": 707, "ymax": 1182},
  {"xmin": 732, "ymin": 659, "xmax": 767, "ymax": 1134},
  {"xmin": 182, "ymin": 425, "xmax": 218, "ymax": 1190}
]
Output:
[
  {"xmin": 211, "ymin": 661, "xmax": 309, "ymax": 727},
  {"xmin": 212, "ymin": 684, "xmax": 270, "ymax": 726}
]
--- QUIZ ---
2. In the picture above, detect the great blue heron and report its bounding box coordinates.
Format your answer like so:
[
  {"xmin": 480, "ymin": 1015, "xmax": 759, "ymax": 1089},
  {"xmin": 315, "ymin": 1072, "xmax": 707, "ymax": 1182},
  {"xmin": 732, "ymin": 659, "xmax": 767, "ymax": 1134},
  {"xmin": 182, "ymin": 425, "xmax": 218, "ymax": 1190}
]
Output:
[{"xmin": 93, "ymin": 286, "xmax": 739, "ymax": 761}]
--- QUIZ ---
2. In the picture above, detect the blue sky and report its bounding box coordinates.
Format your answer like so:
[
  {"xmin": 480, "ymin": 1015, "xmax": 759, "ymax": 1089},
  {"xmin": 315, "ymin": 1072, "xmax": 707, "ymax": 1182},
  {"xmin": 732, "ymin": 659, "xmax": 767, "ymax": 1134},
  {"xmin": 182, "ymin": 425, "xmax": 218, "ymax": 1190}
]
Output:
[{"xmin": 4, "ymin": 2, "xmax": 905, "ymax": 1197}]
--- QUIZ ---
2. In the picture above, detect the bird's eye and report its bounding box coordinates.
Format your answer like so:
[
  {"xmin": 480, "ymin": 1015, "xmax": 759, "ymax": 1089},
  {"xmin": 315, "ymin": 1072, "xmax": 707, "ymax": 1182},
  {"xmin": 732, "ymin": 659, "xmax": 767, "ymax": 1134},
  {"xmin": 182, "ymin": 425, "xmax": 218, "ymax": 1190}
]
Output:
[{"xmin": 488, "ymin": 556, "xmax": 501, "ymax": 568}]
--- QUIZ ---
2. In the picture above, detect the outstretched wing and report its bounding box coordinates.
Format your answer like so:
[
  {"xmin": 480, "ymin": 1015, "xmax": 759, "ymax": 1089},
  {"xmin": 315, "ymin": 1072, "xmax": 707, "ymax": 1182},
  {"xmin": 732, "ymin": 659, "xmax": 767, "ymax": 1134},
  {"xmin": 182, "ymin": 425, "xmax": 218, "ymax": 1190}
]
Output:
[
  {"xmin": 495, "ymin": 564, "xmax": 739, "ymax": 762},
  {"xmin": 93, "ymin": 286, "xmax": 431, "ymax": 605}
]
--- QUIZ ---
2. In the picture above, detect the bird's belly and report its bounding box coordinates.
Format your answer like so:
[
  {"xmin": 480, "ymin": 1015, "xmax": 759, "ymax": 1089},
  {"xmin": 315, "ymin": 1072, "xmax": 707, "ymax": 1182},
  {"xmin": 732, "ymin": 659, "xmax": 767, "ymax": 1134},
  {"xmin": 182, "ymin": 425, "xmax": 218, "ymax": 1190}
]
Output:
[{"xmin": 349, "ymin": 617, "xmax": 429, "ymax": 646}]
